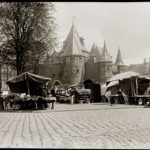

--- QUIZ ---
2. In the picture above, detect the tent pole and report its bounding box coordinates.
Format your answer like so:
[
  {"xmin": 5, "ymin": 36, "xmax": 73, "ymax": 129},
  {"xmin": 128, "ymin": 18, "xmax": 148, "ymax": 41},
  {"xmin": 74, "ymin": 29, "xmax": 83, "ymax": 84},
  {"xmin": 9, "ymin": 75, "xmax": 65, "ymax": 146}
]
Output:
[
  {"xmin": 27, "ymin": 79, "xmax": 30, "ymax": 95},
  {"xmin": 136, "ymin": 77, "xmax": 138, "ymax": 95}
]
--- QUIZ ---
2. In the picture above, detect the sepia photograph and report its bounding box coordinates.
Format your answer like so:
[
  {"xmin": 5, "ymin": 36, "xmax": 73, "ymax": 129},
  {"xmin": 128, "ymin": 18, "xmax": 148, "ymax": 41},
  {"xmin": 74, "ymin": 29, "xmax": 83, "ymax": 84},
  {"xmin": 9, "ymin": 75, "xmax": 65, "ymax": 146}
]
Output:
[{"xmin": 0, "ymin": 1, "xmax": 150, "ymax": 149}]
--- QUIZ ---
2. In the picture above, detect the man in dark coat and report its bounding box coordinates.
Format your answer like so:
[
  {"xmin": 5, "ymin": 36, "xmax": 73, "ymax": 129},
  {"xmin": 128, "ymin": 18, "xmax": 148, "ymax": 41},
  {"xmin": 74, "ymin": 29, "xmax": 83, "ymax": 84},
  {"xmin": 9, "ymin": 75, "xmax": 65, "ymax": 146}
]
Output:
[
  {"xmin": 117, "ymin": 91, "xmax": 125, "ymax": 104},
  {"xmin": 0, "ymin": 92, "xmax": 4, "ymax": 111}
]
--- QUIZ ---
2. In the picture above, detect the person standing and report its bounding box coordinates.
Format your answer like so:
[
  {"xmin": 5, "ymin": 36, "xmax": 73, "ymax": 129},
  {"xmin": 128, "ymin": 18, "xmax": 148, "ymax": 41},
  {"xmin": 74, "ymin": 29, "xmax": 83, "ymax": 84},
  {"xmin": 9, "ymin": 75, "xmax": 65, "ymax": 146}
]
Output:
[
  {"xmin": 105, "ymin": 90, "xmax": 112, "ymax": 106},
  {"xmin": 0, "ymin": 92, "xmax": 4, "ymax": 111},
  {"xmin": 117, "ymin": 90, "xmax": 125, "ymax": 104}
]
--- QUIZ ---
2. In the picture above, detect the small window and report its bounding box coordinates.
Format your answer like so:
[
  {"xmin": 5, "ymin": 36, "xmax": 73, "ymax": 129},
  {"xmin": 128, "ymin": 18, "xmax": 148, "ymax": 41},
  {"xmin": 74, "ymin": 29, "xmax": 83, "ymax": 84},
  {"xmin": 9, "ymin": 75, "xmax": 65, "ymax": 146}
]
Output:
[
  {"xmin": 76, "ymin": 68, "xmax": 79, "ymax": 73},
  {"xmin": 72, "ymin": 68, "xmax": 76, "ymax": 75}
]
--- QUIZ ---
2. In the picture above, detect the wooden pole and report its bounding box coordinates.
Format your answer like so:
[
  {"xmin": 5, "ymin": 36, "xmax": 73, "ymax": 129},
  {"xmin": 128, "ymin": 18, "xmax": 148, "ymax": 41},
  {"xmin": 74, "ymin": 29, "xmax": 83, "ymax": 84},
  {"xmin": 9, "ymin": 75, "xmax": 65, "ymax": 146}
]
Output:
[
  {"xmin": 136, "ymin": 77, "xmax": 138, "ymax": 95},
  {"xmin": 26, "ymin": 79, "xmax": 30, "ymax": 95},
  {"xmin": 26, "ymin": 73, "xmax": 30, "ymax": 95}
]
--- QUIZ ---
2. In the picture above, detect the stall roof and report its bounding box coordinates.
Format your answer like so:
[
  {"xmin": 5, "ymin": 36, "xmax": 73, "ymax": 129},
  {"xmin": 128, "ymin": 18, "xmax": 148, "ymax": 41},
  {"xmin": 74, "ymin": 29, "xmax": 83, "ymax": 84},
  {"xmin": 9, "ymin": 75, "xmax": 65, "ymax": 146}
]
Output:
[
  {"xmin": 6, "ymin": 72, "xmax": 51, "ymax": 94},
  {"xmin": 6, "ymin": 72, "xmax": 51, "ymax": 83},
  {"xmin": 107, "ymin": 80, "xmax": 119, "ymax": 88},
  {"xmin": 107, "ymin": 71, "xmax": 141, "ymax": 84},
  {"xmin": 106, "ymin": 71, "xmax": 150, "ymax": 96}
]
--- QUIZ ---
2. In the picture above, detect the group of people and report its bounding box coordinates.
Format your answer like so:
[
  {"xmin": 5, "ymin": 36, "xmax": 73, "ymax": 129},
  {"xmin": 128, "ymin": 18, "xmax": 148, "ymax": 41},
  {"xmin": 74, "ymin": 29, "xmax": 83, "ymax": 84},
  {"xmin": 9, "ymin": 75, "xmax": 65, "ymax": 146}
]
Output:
[
  {"xmin": 105, "ymin": 90, "xmax": 126, "ymax": 106},
  {"xmin": 0, "ymin": 85, "xmax": 57, "ymax": 111}
]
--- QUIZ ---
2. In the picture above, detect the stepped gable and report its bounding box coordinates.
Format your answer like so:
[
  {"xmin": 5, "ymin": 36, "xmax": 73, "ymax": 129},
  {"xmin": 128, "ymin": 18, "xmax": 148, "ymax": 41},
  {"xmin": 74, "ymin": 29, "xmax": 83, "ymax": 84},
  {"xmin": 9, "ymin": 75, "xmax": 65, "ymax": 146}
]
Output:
[
  {"xmin": 101, "ymin": 40, "xmax": 112, "ymax": 61},
  {"xmin": 115, "ymin": 47, "xmax": 124, "ymax": 66},
  {"xmin": 61, "ymin": 24, "xmax": 84, "ymax": 57}
]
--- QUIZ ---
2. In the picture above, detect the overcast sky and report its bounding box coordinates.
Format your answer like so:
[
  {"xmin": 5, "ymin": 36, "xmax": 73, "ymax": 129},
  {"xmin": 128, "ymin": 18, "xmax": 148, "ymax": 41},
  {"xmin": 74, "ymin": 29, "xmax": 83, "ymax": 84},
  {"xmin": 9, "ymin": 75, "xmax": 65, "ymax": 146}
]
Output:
[{"xmin": 53, "ymin": 2, "xmax": 150, "ymax": 66}]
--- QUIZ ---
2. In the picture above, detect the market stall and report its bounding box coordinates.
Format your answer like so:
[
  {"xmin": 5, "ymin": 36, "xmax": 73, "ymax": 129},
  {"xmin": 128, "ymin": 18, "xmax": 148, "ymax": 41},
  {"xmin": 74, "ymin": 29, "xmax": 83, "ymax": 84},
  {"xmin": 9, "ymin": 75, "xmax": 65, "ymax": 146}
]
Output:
[
  {"xmin": 106, "ymin": 71, "xmax": 150, "ymax": 105},
  {"xmin": 5, "ymin": 72, "xmax": 55, "ymax": 110}
]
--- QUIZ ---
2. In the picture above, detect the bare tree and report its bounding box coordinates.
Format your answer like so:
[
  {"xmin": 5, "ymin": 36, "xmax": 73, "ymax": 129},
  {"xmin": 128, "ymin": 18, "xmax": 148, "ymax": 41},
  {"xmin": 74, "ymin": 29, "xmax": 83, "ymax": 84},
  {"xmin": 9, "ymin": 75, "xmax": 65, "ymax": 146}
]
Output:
[{"xmin": 0, "ymin": 2, "xmax": 58, "ymax": 75}]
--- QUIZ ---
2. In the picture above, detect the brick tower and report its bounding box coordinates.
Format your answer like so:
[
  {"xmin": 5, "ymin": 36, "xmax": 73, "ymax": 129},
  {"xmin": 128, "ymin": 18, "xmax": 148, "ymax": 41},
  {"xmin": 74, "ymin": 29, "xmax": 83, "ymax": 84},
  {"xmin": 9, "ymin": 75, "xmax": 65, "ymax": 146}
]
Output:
[
  {"xmin": 99, "ymin": 41, "xmax": 113, "ymax": 83},
  {"xmin": 115, "ymin": 47, "xmax": 128, "ymax": 73},
  {"xmin": 60, "ymin": 23, "xmax": 89, "ymax": 84}
]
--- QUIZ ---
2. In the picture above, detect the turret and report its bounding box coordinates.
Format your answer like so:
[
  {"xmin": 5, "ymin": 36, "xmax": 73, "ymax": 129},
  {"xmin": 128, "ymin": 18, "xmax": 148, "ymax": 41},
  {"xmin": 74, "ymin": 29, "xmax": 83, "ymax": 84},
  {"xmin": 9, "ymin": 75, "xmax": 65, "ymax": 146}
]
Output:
[
  {"xmin": 115, "ymin": 47, "xmax": 127, "ymax": 73},
  {"xmin": 101, "ymin": 40, "xmax": 112, "ymax": 61},
  {"xmin": 115, "ymin": 47, "xmax": 124, "ymax": 66},
  {"xmin": 60, "ymin": 23, "xmax": 86, "ymax": 84},
  {"xmin": 99, "ymin": 41, "xmax": 113, "ymax": 83}
]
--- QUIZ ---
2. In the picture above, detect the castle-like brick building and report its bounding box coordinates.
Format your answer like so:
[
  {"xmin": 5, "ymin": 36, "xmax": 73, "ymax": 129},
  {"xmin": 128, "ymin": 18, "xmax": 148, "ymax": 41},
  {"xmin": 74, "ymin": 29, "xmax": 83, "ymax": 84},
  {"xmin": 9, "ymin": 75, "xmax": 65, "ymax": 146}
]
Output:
[
  {"xmin": 38, "ymin": 23, "xmax": 128, "ymax": 85},
  {"xmin": 3, "ymin": 23, "xmax": 150, "ymax": 92}
]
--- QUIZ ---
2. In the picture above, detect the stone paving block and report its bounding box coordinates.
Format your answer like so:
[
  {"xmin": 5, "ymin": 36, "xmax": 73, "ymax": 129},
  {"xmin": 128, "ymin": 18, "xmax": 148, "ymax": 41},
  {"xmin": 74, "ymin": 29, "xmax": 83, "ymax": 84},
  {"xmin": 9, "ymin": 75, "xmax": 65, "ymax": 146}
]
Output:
[{"xmin": 0, "ymin": 104, "xmax": 150, "ymax": 148}]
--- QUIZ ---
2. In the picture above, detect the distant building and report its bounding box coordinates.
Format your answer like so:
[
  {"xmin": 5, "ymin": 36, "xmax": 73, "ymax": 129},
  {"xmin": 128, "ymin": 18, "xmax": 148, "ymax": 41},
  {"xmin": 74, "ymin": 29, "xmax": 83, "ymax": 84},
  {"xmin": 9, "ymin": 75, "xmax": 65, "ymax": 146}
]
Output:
[
  {"xmin": 85, "ymin": 41, "xmax": 113, "ymax": 84},
  {"xmin": 128, "ymin": 58, "xmax": 150, "ymax": 76},
  {"xmin": 39, "ymin": 23, "xmax": 114, "ymax": 85},
  {"xmin": 3, "ymin": 23, "xmax": 147, "ymax": 90}
]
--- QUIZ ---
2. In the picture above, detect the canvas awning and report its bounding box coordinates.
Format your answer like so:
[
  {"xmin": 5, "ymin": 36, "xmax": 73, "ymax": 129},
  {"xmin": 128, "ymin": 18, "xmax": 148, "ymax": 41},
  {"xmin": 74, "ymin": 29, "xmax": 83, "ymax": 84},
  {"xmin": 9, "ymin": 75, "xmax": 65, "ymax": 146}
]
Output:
[
  {"xmin": 107, "ymin": 80, "xmax": 119, "ymax": 88},
  {"xmin": 106, "ymin": 71, "xmax": 150, "ymax": 96},
  {"xmin": 101, "ymin": 83, "xmax": 107, "ymax": 95},
  {"xmin": 106, "ymin": 71, "xmax": 140, "ymax": 85},
  {"xmin": 6, "ymin": 72, "xmax": 51, "ymax": 95}
]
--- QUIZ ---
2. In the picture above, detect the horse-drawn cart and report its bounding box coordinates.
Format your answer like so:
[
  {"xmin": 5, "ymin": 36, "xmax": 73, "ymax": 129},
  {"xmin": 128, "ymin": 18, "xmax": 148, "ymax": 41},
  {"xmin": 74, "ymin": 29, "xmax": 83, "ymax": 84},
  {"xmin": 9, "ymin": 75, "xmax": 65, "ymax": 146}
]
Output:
[{"xmin": 74, "ymin": 89, "xmax": 91, "ymax": 104}]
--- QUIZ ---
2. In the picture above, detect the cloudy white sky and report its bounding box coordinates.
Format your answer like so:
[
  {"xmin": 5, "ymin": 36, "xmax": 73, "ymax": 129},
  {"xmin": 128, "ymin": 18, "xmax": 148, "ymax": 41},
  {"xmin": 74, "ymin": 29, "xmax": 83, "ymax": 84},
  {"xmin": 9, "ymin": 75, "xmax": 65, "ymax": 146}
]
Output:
[{"xmin": 53, "ymin": 2, "xmax": 150, "ymax": 66}]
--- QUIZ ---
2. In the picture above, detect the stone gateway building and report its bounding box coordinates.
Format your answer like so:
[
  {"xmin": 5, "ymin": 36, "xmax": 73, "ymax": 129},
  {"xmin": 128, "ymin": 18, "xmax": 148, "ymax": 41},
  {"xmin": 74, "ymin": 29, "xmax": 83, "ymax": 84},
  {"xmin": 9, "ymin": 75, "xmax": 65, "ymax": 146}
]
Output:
[
  {"xmin": 39, "ymin": 23, "xmax": 127, "ymax": 85},
  {"xmin": 1, "ymin": 23, "xmax": 129, "ymax": 91},
  {"xmin": 1, "ymin": 24, "xmax": 149, "ymax": 91}
]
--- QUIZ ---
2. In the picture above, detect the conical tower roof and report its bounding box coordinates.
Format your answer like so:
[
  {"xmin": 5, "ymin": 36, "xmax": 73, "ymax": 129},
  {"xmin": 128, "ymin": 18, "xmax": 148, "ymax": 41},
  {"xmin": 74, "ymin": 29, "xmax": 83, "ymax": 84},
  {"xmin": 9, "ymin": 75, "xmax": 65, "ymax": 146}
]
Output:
[
  {"xmin": 101, "ymin": 40, "xmax": 112, "ymax": 61},
  {"xmin": 61, "ymin": 24, "xmax": 84, "ymax": 57},
  {"xmin": 90, "ymin": 43, "xmax": 102, "ymax": 60},
  {"xmin": 115, "ymin": 48, "xmax": 124, "ymax": 66},
  {"xmin": 90, "ymin": 43, "xmax": 97, "ymax": 56}
]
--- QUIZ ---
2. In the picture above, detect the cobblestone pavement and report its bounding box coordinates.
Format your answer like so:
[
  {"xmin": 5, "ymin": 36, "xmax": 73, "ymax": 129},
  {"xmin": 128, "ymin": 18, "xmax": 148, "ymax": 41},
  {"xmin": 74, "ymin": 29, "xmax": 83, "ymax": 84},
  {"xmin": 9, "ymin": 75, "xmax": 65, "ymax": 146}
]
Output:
[{"xmin": 0, "ymin": 103, "xmax": 150, "ymax": 149}]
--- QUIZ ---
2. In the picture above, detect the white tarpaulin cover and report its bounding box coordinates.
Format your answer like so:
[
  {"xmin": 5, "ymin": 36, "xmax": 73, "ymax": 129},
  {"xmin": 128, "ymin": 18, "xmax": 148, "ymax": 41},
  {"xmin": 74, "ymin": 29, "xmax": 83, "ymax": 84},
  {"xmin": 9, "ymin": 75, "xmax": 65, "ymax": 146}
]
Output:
[
  {"xmin": 101, "ymin": 84, "xmax": 107, "ymax": 95},
  {"xmin": 107, "ymin": 80, "xmax": 119, "ymax": 88},
  {"xmin": 106, "ymin": 71, "xmax": 150, "ymax": 96},
  {"xmin": 107, "ymin": 71, "xmax": 140, "ymax": 84}
]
